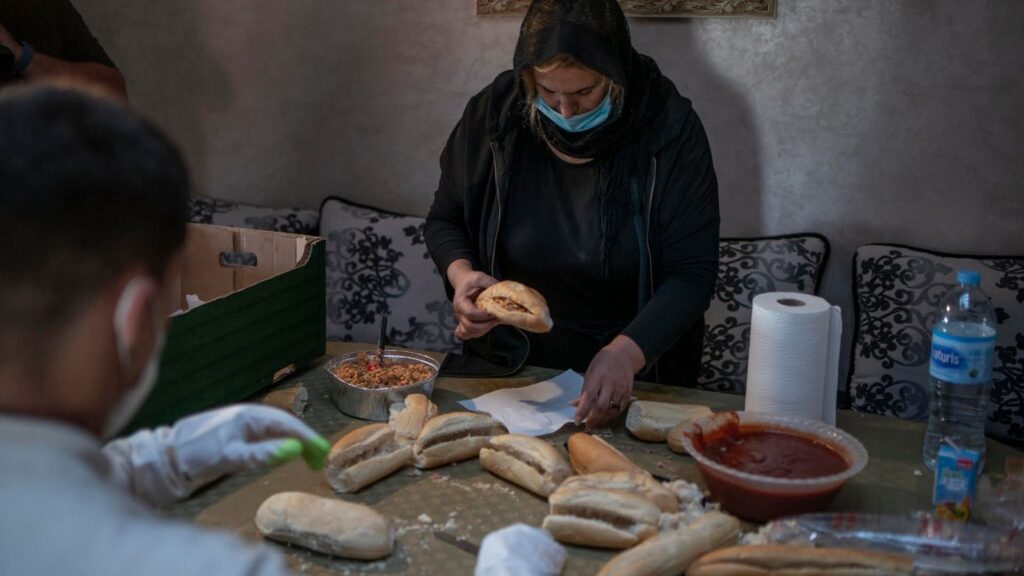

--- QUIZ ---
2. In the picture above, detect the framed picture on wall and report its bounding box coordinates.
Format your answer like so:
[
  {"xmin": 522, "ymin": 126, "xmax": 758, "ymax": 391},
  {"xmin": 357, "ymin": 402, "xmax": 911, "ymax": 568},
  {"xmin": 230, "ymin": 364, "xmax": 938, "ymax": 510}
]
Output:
[{"xmin": 476, "ymin": 0, "xmax": 777, "ymax": 18}]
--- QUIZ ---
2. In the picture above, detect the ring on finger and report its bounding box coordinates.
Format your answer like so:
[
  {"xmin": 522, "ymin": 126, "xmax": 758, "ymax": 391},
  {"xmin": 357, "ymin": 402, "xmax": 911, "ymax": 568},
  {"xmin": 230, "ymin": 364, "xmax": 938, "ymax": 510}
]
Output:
[{"xmin": 608, "ymin": 399, "xmax": 621, "ymax": 409}]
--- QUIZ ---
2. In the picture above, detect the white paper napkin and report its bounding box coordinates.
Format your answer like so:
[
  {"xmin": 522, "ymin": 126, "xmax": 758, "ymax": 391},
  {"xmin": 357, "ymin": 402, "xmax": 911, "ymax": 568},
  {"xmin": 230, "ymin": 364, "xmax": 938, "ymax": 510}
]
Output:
[{"xmin": 458, "ymin": 370, "xmax": 583, "ymax": 436}]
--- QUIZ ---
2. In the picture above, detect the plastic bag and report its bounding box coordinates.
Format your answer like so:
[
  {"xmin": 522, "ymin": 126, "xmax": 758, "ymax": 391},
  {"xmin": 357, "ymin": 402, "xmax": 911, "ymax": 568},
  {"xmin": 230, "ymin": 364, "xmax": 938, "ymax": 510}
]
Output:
[
  {"xmin": 755, "ymin": 512, "xmax": 1022, "ymax": 574},
  {"xmin": 975, "ymin": 458, "xmax": 1024, "ymax": 532}
]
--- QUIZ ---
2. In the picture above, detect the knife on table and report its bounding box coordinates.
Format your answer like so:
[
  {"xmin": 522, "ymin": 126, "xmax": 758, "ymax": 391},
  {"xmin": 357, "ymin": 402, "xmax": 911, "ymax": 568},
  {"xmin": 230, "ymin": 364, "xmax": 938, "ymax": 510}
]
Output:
[{"xmin": 433, "ymin": 530, "xmax": 480, "ymax": 556}]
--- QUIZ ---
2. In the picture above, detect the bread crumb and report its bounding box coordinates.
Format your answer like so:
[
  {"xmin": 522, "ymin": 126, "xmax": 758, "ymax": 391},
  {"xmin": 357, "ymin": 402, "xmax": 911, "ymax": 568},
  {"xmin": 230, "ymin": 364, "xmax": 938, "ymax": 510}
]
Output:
[
  {"xmin": 471, "ymin": 481, "xmax": 518, "ymax": 497},
  {"xmin": 741, "ymin": 524, "xmax": 772, "ymax": 545}
]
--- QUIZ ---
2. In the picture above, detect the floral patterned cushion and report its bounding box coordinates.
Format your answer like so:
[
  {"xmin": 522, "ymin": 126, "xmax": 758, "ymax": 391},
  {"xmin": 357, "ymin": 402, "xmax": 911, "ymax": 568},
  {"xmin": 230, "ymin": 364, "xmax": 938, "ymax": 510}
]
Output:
[
  {"xmin": 850, "ymin": 244, "xmax": 1023, "ymax": 444},
  {"xmin": 319, "ymin": 197, "xmax": 459, "ymax": 353},
  {"xmin": 699, "ymin": 234, "xmax": 829, "ymax": 394},
  {"xmin": 189, "ymin": 196, "xmax": 319, "ymax": 234}
]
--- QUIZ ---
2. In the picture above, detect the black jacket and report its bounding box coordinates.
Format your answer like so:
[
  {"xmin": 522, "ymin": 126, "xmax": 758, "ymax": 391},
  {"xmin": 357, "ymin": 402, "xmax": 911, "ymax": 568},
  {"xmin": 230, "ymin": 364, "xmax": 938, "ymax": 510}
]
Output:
[{"xmin": 425, "ymin": 70, "xmax": 720, "ymax": 384}]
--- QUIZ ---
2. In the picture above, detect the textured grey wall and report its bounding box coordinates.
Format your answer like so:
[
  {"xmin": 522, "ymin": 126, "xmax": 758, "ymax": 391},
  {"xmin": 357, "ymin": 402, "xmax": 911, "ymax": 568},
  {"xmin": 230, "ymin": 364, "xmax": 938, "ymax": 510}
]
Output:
[{"xmin": 80, "ymin": 1, "xmax": 1023, "ymax": 381}]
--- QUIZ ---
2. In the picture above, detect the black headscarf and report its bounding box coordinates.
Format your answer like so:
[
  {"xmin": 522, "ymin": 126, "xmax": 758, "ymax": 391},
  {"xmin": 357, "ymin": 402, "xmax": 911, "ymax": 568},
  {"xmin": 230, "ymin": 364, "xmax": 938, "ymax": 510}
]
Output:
[{"xmin": 513, "ymin": 0, "xmax": 669, "ymax": 273}]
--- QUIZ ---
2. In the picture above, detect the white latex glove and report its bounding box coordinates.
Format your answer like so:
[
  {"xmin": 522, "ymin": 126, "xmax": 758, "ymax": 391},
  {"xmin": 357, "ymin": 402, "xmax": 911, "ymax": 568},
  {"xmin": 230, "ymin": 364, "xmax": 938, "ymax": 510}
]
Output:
[
  {"xmin": 474, "ymin": 524, "xmax": 566, "ymax": 576},
  {"xmin": 103, "ymin": 404, "xmax": 329, "ymax": 507}
]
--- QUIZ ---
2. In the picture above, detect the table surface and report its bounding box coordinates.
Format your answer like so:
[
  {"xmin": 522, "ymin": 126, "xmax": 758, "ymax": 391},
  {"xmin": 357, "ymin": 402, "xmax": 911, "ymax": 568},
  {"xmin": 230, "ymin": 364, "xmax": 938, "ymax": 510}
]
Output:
[{"xmin": 171, "ymin": 342, "xmax": 1022, "ymax": 576}]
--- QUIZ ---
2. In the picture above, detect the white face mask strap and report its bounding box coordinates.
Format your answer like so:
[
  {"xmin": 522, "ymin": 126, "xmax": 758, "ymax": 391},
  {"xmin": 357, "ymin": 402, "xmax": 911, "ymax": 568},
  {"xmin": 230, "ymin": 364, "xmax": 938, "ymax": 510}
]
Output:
[
  {"xmin": 105, "ymin": 276, "xmax": 165, "ymax": 439},
  {"xmin": 113, "ymin": 277, "xmax": 150, "ymax": 375}
]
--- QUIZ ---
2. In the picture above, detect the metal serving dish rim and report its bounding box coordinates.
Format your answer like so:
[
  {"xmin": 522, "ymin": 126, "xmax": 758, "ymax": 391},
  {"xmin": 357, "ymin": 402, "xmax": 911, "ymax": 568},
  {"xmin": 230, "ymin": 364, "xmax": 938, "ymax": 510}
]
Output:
[{"xmin": 323, "ymin": 350, "xmax": 440, "ymax": 421}]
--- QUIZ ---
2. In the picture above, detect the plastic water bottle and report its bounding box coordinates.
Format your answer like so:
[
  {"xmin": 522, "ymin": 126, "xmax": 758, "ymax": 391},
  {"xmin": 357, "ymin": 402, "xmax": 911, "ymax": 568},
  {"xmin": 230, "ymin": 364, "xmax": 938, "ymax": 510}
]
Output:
[{"xmin": 922, "ymin": 270, "xmax": 997, "ymax": 470}]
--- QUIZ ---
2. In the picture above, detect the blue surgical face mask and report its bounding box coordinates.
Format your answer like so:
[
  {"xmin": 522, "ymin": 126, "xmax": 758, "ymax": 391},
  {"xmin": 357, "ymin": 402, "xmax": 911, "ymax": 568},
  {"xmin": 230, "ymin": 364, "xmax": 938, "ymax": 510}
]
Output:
[{"xmin": 535, "ymin": 92, "xmax": 613, "ymax": 133}]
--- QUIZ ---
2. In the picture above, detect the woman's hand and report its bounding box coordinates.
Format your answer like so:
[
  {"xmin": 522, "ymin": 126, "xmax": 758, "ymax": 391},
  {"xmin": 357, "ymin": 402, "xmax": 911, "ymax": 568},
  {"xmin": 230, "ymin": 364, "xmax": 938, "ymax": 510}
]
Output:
[
  {"xmin": 572, "ymin": 335, "xmax": 646, "ymax": 429},
  {"xmin": 447, "ymin": 259, "xmax": 499, "ymax": 340}
]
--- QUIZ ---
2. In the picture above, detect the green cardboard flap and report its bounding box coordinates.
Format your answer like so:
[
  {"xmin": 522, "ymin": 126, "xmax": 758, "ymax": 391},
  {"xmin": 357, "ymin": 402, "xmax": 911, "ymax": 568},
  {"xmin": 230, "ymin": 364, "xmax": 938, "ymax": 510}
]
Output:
[{"xmin": 121, "ymin": 224, "xmax": 326, "ymax": 434}]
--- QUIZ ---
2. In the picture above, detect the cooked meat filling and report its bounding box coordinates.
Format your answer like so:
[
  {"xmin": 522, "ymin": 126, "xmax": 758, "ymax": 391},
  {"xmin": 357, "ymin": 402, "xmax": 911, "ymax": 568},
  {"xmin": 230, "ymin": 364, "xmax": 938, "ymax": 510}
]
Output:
[
  {"xmin": 496, "ymin": 445, "xmax": 547, "ymax": 475},
  {"xmin": 491, "ymin": 296, "xmax": 530, "ymax": 313},
  {"xmin": 420, "ymin": 426, "xmax": 502, "ymax": 450},
  {"xmin": 335, "ymin": 436, "xmax": 400, "ymax": 468},
  {"xmin": 333, "ymin": 352, "xmax": 434, "ymax": 389},
  {"xmin": 551, "ymin": 506, "xmax": 641, "ymax": 531}
]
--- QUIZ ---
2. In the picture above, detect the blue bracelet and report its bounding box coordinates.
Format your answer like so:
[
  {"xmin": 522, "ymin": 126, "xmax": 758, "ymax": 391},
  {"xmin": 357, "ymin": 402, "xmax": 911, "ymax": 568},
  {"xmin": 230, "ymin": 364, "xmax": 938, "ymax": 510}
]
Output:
[{"xmin": 14, "ymin": 41, "xmax": 34, "ymax": 75}]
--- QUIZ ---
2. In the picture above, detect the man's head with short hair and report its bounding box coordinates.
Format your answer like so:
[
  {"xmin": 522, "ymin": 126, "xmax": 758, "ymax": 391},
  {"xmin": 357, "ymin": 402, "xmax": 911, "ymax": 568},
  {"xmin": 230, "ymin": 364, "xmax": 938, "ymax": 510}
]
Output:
[{"xmin": 0, "ymin": 85, "xmax": 189, "ymax": 433}]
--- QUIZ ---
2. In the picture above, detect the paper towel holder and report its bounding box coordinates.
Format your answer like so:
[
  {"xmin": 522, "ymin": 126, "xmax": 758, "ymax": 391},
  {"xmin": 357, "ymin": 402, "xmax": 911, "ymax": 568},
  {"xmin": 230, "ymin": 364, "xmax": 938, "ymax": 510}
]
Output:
[{"xmin": 776, "ymin": 297, "xmax": 806, "ymax": 307}]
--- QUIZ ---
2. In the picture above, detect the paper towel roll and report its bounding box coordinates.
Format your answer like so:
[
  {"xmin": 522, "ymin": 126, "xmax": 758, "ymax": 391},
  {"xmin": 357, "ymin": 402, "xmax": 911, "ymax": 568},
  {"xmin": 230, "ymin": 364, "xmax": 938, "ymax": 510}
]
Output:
[{"xmin": 744, "ymin": 292, "xmax": 842, "ymax": 424}]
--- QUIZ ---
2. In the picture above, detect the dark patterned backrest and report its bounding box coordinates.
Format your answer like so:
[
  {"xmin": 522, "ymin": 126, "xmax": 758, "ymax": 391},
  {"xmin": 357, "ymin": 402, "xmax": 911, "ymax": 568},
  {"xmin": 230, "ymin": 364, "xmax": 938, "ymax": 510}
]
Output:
[
  {"xmin": 319, "ymin": 197, "xmax": 459, "ymax": 353},
  {"xmin": 189, "ymin": 196, "xmax": 319, "ymax": 234},
  {"xmin": 316, "ymin": 199, "xmax": 831, "ymax": 376},
  {"xmin": 699, "ymin": 235, "xmax": 829, "ymax": 394},
  {"xmin": 850, "ymin": 244, "xmax": 1023, "ymax": 445}
]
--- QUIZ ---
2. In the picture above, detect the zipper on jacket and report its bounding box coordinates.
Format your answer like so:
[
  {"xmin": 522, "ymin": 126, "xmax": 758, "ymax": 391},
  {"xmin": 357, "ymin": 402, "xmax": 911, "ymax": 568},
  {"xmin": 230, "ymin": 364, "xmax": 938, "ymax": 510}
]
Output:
[
  {"xmin": 646, "ymin": 156, "xmax": 659, "ymax": 383},
  {"xmin": 646, "ymin": 156, "xmax": 656, "ymax": 300},
  {"xmin": 488, "ymin": 140, "xmax": 530, "ymax": 376},
  {"xmin": 489, "ymin": 141, "xmax": 503, "ymax": 275}
]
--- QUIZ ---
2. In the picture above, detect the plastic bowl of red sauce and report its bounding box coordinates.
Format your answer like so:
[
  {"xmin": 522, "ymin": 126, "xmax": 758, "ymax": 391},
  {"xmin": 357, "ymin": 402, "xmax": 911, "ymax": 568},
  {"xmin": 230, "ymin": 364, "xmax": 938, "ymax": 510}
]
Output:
[{"xmin": 676, "ymin": 411, "xmax": 868, "ymax": 522}]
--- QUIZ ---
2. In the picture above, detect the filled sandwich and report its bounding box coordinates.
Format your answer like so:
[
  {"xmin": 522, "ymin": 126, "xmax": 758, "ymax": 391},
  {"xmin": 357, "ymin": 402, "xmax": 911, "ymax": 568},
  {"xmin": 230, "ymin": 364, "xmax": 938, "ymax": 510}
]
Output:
[
  {"xmin": 413, "ymin": 411, "xmax": 508, "ymax": 469},
  {"xmin": 542, "ymin": 486, "xmax": 660, "ymax": 549},
  {"xmin": 480, "ymin": 433, "xmax": 572, "ymax": 497},
  {"xmin": 325, "ymin": 423, "xmax": 412, "ymax": 493},
  {"xmin": 475, "ymin": 280, "xmax": 553, "ymax": 333},
  {"xmin": 597, "ymin": 512, "xmax": 740, "ymax": 576},
  {"xmin": 559, "ymin": 471, "xmax": 679, "ymax": 513},
  {"xmin": 686, "ymin": 545, "xmax": 915, "ymax": 575}
]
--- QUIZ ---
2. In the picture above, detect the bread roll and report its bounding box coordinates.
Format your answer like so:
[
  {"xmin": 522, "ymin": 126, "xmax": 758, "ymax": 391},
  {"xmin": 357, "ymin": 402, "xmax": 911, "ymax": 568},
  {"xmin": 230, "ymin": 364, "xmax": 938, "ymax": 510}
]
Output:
[
  {"xmin": 542, "ymin": 487, "xmax": 660, "ymax": 549},
  {"xmin": 388, "ymin": 393, "xmax": 438, "ymax": 442},
  {"xmin": 413, "ymin": 411, "xmax": 508, "ymax": 469},
  {"xmin": 666, "ymin": 413, "xmax": 716, "ymax": 454},
  {"xmin": 560, "ymin": 471, "xmax": 678, "ymax": 513},
  {"xmin": 325, "ymin": 423, "xmax": 412, "ymax": 493},
  {"xmin": 263, "ymin": 385, "xmax": 308, "ymax": 417},
  {"xmin": 480, "ymin": 434, "xmax": 572, "ymax": 497},
  {"xmin": 626, "ymin": 401, "xmax": 712, "ymax": 442},
  {"xmin": 475, "ymin": 280, "xmax": 553, "ymax": 333},
  {"xmin": 255, "ymin": 492, "xmax": 393, "ymax": 560},
  {"xmin": 567, "ymin": 432, "xmax": 645, "ymax": 475},
  {"xmin": 596, "ymin": 511, "xmax": 739, "ymax": 576},
  {"xmin": 687, "ymin": 545, "xmax": 915, "ymax": 575}
]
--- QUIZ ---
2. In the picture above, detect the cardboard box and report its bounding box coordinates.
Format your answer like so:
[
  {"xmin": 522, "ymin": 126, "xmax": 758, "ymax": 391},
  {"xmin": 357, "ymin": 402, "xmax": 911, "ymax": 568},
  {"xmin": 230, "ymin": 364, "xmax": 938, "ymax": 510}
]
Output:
[{"xmin": 122, "ymin": 224, "xmax": 325, "ymax": 433}]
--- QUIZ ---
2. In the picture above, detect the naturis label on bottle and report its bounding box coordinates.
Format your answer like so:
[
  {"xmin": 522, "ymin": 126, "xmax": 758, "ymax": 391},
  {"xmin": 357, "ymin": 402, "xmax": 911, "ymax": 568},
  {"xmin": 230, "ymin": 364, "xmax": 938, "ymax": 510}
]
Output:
[{"xmin": 929, "ymin": 330, "xmax": 995, "ymax": 385}]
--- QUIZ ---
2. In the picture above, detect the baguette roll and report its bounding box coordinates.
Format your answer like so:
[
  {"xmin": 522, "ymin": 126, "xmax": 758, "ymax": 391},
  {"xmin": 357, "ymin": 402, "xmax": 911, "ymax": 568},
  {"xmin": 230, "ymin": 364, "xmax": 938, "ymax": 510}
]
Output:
[
  {"xmin": 413, "ymin": 411, "xmax": 508, "ymax": 469},
  {"xmin": 560, "ymin": 471, "xmax": 679, "ymax": 513},
  {"xmin": 255, "ymin": 492, "xmax": 393, "ymax": 560},
  {"xmin": 479, "ymin": 434, "xmax": 572, "ymax": 497},
  {"xmin": 567, "ymin": 432, "xmax": 645, "ymax": 475},
  {"xmin": 596, "ymin": 511, "xmax": 739, "ymax": 576},
  {"xmin": 263, "ymin": 385, "xmax": 308, "ymax": 417},
  {"xmin": 542, "ymin": 487, "xmax": 660, "ymax": 549},
  {"xmin": 475, "ymin": 280, "xmax": 553, "ymax": 333},
  {"xmin": 626, "ymin": 401, "xmax": 712, "ymax": 443},
  {"xmin": 687, "ymin": 545, "xmax": 915, "ymax": 575},
  {"xmin": 388, "ymin": 393, "xmax": 438, "ymax": 442},
  {"xmin": 325, "ymin": 423, "xmax": 412, "ymax": 493}
]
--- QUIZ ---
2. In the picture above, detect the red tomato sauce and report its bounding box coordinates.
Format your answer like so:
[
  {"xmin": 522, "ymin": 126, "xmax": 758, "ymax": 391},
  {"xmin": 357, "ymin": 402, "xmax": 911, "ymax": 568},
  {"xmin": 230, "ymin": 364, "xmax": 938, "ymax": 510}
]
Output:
[{"xmin": 703, "ymin": 429, "xmax": 848, "ymax": 479}]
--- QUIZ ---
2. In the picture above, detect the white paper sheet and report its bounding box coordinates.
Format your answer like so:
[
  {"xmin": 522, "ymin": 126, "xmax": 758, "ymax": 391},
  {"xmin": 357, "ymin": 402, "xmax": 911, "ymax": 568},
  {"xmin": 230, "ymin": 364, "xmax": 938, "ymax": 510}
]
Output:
[{"xmin": 458, "ymin": 370, "xmax": 583, "ymax": 436}]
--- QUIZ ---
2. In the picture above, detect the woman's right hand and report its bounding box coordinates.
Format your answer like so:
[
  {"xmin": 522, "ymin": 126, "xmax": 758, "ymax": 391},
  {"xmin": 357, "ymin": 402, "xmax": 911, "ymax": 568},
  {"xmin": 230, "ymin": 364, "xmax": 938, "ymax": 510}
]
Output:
[{"xmin": 447, "ymin": 259, "xmax": 499, "ymax": 340}]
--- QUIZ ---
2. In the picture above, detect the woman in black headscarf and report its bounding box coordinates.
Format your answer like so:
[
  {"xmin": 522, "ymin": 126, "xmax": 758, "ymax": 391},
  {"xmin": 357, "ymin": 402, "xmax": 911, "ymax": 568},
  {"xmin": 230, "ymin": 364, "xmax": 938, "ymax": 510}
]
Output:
[{"xmin": 425, "ymin": 0, "xmax": 719, "ymax": 428}]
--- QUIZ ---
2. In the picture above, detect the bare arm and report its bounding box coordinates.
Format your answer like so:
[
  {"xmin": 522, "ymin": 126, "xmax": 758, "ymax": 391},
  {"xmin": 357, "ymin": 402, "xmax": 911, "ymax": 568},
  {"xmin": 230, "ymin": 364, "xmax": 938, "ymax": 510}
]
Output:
[{"xmin": 1, "ymin": 20, "xmax": 127, "ymax": 102}]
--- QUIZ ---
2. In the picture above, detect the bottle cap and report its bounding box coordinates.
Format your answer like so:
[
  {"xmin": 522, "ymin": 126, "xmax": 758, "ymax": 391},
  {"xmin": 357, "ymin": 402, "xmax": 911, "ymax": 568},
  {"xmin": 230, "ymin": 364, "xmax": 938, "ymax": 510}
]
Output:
[{"xmin": 957, "ymin": 270, "xmax": 981, "ymax": 286}]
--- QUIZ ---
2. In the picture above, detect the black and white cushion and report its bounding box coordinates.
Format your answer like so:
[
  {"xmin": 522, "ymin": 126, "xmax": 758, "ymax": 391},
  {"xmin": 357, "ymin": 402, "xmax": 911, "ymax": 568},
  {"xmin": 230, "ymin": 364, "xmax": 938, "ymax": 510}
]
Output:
[
  {"xmin": 699, "ymin": 234, "xmax": 830, "ymax": 394},
  {"xmin": 319, "ymin": 197, "xmax": 459, "ymax": 353},
  {"xmin": 189, "ymin": 196, "xmax": 319, "ymax": 234},
  {"xmin": 850, "ymin": 244, "xmax": 1023, "ymax": 445}
]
